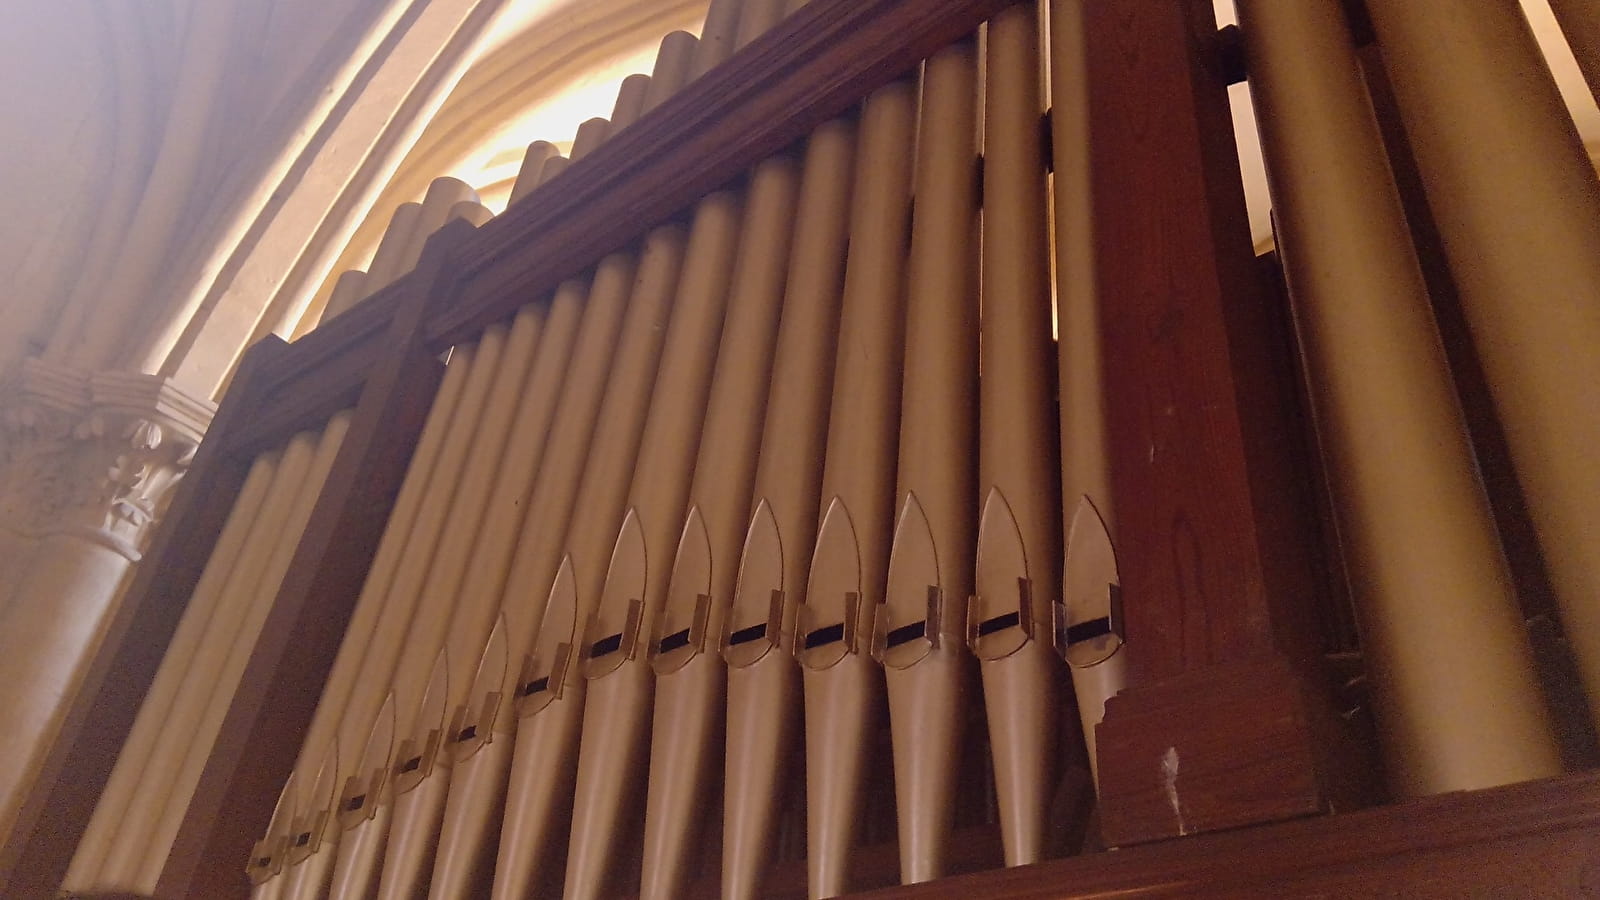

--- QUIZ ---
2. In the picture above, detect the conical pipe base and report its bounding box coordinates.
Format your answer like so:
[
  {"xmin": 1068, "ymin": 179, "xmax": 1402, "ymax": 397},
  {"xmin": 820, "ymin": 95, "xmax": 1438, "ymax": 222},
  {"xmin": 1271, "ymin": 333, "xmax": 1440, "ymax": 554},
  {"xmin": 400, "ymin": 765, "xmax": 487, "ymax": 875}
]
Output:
[
  {"xmin": 326, "ymin": 804, "xmax": 391, "ymax": 900},
  {"xmin": 884, "ymin": 646, "xmax": 968, "ymax": 884},
  {"xmin": 429, "ymin": 738, "xmax": 512, "ymax": 899},
  {"xmin": 803, "ymin": 653, "xmax": 881, "ymax": 899},
  {"xmin": 562, "ymin": 662, "xmax": 653, "ymax": 900},
  {"xmin": 722, "ymin": 650, "xmax": 801, "ymax": 900},
  {"xmin": 490, "ymin": 684, "xmax": 585, "ymax": 900},
  {"xmin": 375, "ymin": 767, "xmax": 453, "ymax": 900},
  {"xmin": 979, "ymin": 642, "xmax": 1060, "ymax": 866},
  {"xmin": 640, "ymin": 653, "xmax": 725, "ymax": 899}
]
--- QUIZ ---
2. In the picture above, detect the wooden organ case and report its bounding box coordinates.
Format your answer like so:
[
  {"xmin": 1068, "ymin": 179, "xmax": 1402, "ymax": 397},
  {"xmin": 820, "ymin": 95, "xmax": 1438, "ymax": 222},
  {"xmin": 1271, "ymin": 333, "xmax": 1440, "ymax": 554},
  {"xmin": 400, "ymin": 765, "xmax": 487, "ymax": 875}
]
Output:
[{"xmin": 5, "ymin": 0, "xmax": 1600, "ymax": 896}]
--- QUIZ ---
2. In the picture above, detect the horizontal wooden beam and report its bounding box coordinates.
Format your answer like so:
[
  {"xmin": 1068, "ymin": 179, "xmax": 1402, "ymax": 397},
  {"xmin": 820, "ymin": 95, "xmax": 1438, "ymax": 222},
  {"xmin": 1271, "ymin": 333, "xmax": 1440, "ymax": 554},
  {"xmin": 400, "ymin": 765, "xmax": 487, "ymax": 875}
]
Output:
[
  {"xmin": 426, "ymin": 0, "xmax": 1019, "ymax": 348},
  {"xmin": 859, "ymin": 770, "xmax": 1600, "ymax": 898}
]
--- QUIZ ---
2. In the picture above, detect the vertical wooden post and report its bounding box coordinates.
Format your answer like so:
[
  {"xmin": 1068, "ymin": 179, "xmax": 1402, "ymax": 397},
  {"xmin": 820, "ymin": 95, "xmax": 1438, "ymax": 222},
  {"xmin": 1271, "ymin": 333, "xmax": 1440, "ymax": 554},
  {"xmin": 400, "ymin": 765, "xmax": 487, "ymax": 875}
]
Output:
[
  {"xmin": 1074, "ymin": 0, "xmax": 1340, "ymax": 846},
  {"xmin": 151, "ymin": 223, "xmax": 477, "ymax": 899},
  {"xmin": 0, "ymin": 344, "xmax": 277, "ymax": 899}
]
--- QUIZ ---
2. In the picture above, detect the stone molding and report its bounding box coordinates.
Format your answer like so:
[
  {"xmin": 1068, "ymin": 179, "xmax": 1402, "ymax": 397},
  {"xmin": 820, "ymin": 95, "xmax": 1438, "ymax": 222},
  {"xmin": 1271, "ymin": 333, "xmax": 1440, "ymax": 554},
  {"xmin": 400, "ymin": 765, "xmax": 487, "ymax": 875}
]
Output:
[{"xmin": 0, "ymin": 358, "xmax": 215, "ymax": 559}]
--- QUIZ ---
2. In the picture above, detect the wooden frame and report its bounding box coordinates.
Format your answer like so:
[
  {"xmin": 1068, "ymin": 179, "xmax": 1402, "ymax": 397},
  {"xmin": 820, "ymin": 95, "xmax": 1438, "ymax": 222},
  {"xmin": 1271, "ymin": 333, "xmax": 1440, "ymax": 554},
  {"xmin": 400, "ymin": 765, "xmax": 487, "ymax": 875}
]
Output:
[{"xmin": 5, "ymin": 0, "xmax": 1594, "ymax": 895}]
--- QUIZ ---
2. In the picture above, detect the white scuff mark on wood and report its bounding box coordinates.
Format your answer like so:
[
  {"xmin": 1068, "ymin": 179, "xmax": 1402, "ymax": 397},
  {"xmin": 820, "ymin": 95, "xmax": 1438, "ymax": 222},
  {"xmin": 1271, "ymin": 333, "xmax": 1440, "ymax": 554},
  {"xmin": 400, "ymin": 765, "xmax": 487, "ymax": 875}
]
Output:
[{"xmin": 1161, "ymin": 746, "xmax": 1189, "ymax": 836}]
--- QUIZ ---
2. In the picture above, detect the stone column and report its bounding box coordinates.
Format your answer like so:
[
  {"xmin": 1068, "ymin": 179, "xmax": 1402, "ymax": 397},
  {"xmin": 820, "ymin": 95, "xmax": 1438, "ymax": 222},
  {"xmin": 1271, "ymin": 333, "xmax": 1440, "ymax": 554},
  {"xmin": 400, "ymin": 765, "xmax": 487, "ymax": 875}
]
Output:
[{"xmin": 0, "ymin": 358, "xmax": 213, "ymax": 842}]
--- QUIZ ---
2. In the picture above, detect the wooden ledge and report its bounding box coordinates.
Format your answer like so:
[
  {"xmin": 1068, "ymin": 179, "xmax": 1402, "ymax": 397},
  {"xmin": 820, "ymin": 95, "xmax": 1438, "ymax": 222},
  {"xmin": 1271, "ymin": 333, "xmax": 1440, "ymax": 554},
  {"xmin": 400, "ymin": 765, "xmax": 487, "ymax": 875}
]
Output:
[{"xmin": 859, "ymin": 770, "xmax": 1600, "ymax": 898}]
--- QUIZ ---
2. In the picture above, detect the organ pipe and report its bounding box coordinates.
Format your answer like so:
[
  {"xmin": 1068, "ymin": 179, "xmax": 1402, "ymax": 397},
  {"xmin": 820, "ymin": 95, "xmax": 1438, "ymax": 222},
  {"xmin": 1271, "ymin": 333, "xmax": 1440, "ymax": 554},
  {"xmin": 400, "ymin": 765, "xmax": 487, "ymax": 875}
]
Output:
[
  {"xmin": 972, "ymin": 0, "xmax": 1070, "ymax": 868},
  {"xmin": 721, "ymin": 112, "xmax": 856, "ymax": 900},
  {"xmin": 876, "ymin": 36, "xmax": 980, "ymax": 886},
  {"xmin": 1364, "ymin": 0, "xmax": 1600, "ymax": 729},
  {"xmin": 799, "ymin": 74, "xmax": 918, "ymax": 899},
  {"xmin": 1238, "ymin": 0, "xmax": 1564, "ymax": 797}
]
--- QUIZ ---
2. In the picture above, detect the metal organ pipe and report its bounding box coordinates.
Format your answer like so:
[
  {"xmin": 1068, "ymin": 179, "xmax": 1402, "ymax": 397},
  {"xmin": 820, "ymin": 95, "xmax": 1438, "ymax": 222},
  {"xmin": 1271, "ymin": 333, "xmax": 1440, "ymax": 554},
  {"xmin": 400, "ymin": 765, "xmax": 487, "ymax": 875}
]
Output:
[
  {"xmin": 1238, "ymin": 0, "xmax": 1564, "ymax": 798},
  {"xmin": 876, "ymin": 36, "xmax": 981, "ymax": 886},
  {"xmin": 972, "ymin": 0, "xmax": 1072, "ymax": 868},
  {"xmin": 1363, "ymin": 0, "xmax": 1600, "ymax": 730},
  {"xmin": 798, "ymin": 73, "xmax": 917, "ymax": 900}
]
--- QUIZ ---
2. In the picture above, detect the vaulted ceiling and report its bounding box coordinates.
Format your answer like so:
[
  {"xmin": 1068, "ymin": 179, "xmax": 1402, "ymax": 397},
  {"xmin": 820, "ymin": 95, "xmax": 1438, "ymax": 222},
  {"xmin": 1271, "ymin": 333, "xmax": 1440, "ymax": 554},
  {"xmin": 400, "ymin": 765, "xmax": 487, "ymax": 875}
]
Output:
[{"xmin": 0, "ymin": 0, "xmax": 1593, "ymax": 403}]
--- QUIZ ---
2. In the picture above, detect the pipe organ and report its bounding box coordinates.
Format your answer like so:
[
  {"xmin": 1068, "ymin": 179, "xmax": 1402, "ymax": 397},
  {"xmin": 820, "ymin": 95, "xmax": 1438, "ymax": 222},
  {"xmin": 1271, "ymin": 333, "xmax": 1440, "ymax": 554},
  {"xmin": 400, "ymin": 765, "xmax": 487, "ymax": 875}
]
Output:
[{"xmin": 7, "ymin": 0, "xmax": 1599, "ymax": 896}]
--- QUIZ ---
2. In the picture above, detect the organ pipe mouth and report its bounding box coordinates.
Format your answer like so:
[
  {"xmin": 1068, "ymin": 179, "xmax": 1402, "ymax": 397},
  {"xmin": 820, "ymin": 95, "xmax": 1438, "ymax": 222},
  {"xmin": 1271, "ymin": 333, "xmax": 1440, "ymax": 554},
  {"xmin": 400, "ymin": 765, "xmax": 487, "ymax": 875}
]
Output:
[
  {"xmin": 722, "ymin": 587, "xmax": 787, "ymax": 669},
  {"xmin": 650, "ymin": 592, "xmax": 713, "ymax": 675},
  {"xmin": 514, "ymin": 642, "xmax": 572, "ymax": 718},
  {"xmin": 1058, "ymin": 496, "xmax": 1125, "ymax": 668},
  {"xmin": 872, "ymin": 585, "xmax": 943, "ymax": 669},
  {"xmin": 967, "ymin": 579, "xmax": 1038, "ymax": 663},
  {"xmin": 246, "ymin": 833, "xmax": 288, "ymax": 884},
  {"xmin": 793, "ymin": 591, "xmax": 864, "ymax": 670}
]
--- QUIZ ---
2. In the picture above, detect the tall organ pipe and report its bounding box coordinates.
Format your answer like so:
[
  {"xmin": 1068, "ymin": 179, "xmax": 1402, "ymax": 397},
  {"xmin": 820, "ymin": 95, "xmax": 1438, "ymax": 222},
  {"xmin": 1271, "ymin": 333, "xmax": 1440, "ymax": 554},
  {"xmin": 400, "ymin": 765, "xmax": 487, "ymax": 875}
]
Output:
[
  {"xmin": 1048, "ymin": 0, "xmax": 1125, "ymax": 781},
  {"xmin": 1238, "ymin": 0, "xmax": 1563, "ymax": 796},
  {"xmin": 477, "ymin": 96, "xmax": 652, "ymax": 900},
  {"xmin": 972, "ymin": 0, "xmax": 1070, "ymax": 867},
  {"xmin": 1363, "ymin": 0, "xmax": 1600, "ymax": 729},
  {"xmin": 323, "ymin": 328, "xmax": 509, "ymax": 900},
  {"xmin": 265, "ymin": 338, "xmax": 479, "ymax": 900},
  {"xmin": 426, "ymin": 148, "xmax": 585, "ymax": 900},
  {"xmin": 143, "ymin": 412, "xmax": 351, "ymax": 892},
  {"xmin": 63, "ymin": 453, "xmax": 281, "ymax": 891},
  {"xmin": 798, "ymin": 74, "xmax": 917, "ymax": 900},
  {"xmin": 279, "ymin": 344, "xmax": 484, "ymax": 900},
  {"xmin": 638, "ymin": 3, "xmax": 798, "ymax": 893},
  {"xmin": 721, "ymin": 113, "xmax": 856, "ymax": 900},
  {"xmin": 565, "ymin": 2, "xmax": 759, "ymax": 896},
  {"xmin": 491, "ymin": 34, "xmax": 700, "ymax": 899},
  {"xmin": 876, "ymin": 37, "xmax": 980, "ymax": 886},
  {"xmin": 89, "ymin": 428, "xmax": 323, "ymax": 891},
  {"xmin": 372, "ymin": 298, "xmax": 550, "ymax": 900}
]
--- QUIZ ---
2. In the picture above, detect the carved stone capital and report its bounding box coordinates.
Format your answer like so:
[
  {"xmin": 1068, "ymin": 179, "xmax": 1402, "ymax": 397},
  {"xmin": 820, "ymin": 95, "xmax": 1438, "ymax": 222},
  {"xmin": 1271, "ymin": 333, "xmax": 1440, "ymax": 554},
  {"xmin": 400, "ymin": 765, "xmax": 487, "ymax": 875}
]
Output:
[{"xmin": 0, "ymin": 359, "xmax": 216, "ymax": 559}]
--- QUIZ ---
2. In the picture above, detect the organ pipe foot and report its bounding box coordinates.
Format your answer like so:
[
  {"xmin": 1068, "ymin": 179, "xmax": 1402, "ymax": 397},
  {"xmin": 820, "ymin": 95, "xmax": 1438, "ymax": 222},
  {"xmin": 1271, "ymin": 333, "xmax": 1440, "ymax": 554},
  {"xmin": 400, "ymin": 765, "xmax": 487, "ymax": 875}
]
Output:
[
  {"xmin": 375, "ymin": 766, "xmax": 453, "ymax": 900},
  {"xmin": 721, "ymin": 643, "xmax": 801, "ymax": 900},
  {"xmin": 802, "ymin": 652, "xmax": 881, "ymax": 899},
  {"xmin": 882, "ymin": 645, "xmax": 967, "ymax": 883},
  {"xmin": 280, "ymin": 843, "xmax": 335, "ymax": 900},
  {"xmin": 978, "ymin": 642, "xmax": 1061, "ymax": 866},
  {"xmin": 490, "ymin": 685, "xmax": 585, "ymax": 900},
  {"xmin": 429, "ymin": 738, "xmax": 511, "ymax": 899},
  {"xmin": 326, "ymin": 802, "xmax": 391, "ymax": 900},
  {"xmin": 562, "ymin": 661, "xmax": 653, "ymax": 900},
  {"xmin": 639, "ymin": 652, "xmax": 725, "ymax": 899}
]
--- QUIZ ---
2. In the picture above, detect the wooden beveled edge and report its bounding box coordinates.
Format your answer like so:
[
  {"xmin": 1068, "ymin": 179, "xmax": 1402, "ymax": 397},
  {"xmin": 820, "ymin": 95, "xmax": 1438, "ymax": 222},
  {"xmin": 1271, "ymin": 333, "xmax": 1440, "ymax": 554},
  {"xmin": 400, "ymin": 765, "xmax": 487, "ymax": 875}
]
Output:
[
  {"xmin": 153, "ymin": 221, "xmax": 473, "ymax": 899},
  {"xmin": 222, "ymin": 279, "xmax": 410, "ymax": 458},
  {"xmin": 426, "ymin": 0, "xmax": 1023, "ymax": 349},
  {"xmin": 0, "ymin": 338, "xmax": 283, "ymax": 899}
]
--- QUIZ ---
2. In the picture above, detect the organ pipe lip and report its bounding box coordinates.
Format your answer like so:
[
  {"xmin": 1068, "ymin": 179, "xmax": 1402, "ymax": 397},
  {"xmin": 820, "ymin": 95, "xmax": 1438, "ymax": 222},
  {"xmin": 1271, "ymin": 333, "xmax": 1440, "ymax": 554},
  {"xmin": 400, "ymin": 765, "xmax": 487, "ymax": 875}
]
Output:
[
  {"xmin": 337, "ymin": 693, "xmax": 395, "ymax": 831},
  {"xmin": 652, "ymin": 505, "xmax": 715, "ymax": 675},
  {"xmin": 447, "ymin": 615, "xmax": 508, "ymax": 762},
  {"xmin": 970, "ymin": 487, "xmax": 1041, "ymax": 661},
  {"xmin": 285, "ymin": 746, "xmax": 340, "ymax": 864},
  {"xmin": 582, "ymin": 508, "xmax": 648, "ymax": 679},
  {"xmin": 723, "ymin": 498, "xmax": 789, "ymax": 669},
  {"xmin": 390, "ymin": 650, "xmax": 451, "ymax": 796},
  {"xmin": 1058, "ymin": 495, "xmax": 1125, "ymax": 668},
  {"xmin": 796, "ymin": 496, "xmax": 871, "ymax": 670},
  {"xmin": 246, "ymin": 774, "xmax": 297, "ymax": 883},
  {"xmin": 874, "ymin": 493, "xmax": 945, "ymax": 669}
]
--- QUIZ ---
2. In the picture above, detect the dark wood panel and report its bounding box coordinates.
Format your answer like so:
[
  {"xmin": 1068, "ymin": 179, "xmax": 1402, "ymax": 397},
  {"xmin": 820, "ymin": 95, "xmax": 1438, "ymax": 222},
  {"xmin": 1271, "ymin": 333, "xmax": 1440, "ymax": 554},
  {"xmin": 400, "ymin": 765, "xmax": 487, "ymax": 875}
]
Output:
[
  {"xmin": 0, "ymin": 341, "xmax": 282, "ymax": 899},
  {"xmin": 426, "ymin": 0, "xmax": 1019, "ymax": 348},
  {"xmin": 1074, "ymin": 0, "xmax": 1343, "ymax": 845},
  {"xmin": 150, "ymin": 223, "xmax": 474, "ymax": 899}
]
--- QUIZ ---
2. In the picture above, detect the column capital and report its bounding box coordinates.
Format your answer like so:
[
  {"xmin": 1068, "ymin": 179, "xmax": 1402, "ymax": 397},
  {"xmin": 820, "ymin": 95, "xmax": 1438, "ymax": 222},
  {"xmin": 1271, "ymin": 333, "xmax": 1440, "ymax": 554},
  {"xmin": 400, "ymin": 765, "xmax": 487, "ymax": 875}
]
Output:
[{"xmin": 0, "ymin": 359, "xmax": 216, "ymax": 557}]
